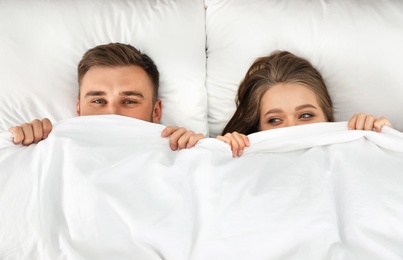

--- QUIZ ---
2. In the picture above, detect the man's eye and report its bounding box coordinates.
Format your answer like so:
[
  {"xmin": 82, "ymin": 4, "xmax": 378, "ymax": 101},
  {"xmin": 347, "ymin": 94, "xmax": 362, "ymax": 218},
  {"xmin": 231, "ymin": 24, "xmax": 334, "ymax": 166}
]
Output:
[
  {"xmin": 93, "ymin": 99, "xmax": 105, "ymax": 104},
  {"xmin": 300, "ymin": 113, "xmax": 314, "ymax": 119},
  {"xmin": 123, "ymin": 100, "xmax": 138, "ymax": 104}
]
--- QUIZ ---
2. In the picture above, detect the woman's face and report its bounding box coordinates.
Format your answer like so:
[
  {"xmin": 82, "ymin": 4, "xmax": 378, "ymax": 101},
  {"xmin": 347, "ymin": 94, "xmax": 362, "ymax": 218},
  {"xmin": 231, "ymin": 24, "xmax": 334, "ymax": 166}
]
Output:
[{"xmin": 259, "ymin": 83, "xmax": 327, "ymax": 131}]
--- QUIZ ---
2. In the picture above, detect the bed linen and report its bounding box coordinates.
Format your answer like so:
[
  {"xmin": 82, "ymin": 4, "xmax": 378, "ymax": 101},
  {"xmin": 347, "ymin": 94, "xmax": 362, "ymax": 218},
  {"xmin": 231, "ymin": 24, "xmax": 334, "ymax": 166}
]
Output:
[{"xmin": 1, "ymin": 115, "xmax": 403, "ymax": 260}]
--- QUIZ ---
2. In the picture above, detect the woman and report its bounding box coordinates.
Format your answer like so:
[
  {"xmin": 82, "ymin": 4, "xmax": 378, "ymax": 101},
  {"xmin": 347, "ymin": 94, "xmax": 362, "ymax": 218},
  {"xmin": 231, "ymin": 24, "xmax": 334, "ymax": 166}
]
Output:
[{"xmin": 217, "ymin": 51, "xmax": 392, "ymax": 157}]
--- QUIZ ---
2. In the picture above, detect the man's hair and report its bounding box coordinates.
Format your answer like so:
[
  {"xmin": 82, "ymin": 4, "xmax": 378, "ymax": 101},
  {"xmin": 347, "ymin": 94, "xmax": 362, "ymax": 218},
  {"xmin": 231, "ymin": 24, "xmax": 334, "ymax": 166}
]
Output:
[
  {"xmin": 222, "ymin": 50, "xmax": 334, "ymax": 135},
  {"xmin": 77, "ymin": 42, "xmax": 159, "ymax": 102}
]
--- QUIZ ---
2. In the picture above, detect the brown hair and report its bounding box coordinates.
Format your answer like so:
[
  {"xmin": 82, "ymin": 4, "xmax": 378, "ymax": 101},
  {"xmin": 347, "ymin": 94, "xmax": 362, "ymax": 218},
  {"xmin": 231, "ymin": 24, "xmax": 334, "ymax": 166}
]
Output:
[
  {"xmin": 77, "ymin": 42, "xmax": 159, "ymax": 103},
  {"xmin": 222, "ymin": 50, "xmax": 334, "ymax": 135}
]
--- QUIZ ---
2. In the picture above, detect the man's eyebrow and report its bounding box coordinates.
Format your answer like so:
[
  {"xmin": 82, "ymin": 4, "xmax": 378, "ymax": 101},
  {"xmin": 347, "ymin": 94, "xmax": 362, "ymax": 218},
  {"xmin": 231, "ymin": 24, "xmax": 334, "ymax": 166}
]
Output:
[
  {"xmin": 84, "ymin": 91, "xmax": 106, "ymax": 97},
  {"xmin": 119, "ymin": 91, "xmax": 144, "ymax": 98},
  {"xmin": 83, "ymin": 90, "xmax": 144, "ymax": 98}
]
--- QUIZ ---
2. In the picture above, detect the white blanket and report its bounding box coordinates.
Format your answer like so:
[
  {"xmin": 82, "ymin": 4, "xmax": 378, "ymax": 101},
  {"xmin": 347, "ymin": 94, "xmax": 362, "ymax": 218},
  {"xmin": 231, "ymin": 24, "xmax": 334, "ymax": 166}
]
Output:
[{"xmin": 1, "ymin": 115, "xmax": 403, "ymax": 260}]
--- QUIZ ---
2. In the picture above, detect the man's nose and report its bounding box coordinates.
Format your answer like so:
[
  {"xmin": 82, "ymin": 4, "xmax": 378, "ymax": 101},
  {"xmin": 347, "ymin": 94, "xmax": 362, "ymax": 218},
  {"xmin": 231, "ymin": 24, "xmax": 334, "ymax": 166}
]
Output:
[{"xmin": 106, "ymin": 105, "xmax": 119, "ymax": 115}]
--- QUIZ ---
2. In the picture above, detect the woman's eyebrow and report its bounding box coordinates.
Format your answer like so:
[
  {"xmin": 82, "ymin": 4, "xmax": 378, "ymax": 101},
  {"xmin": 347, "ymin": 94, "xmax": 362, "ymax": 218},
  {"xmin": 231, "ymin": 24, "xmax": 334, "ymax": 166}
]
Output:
[
  {"xmin": 264, "ymin": 104, "xmax": 317, "ymax": 116},
  {"xmin": 264, "ymin": 108, "xmax": 283, "ymax": 116},
  {"xmin": 295, "ymin": 104, "xmax": 317, "ymax": 111}
]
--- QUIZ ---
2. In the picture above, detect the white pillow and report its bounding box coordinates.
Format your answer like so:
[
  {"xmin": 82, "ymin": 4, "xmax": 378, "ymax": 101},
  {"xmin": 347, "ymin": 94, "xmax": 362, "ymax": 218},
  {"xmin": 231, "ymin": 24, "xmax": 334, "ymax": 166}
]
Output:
[
  {"xmin": 0, "ymin": 0, "xmax": 208, "ymax": 135},
  {"xmin": 205, "ymin": 0, "xmax": 403, "ymax": 137}
]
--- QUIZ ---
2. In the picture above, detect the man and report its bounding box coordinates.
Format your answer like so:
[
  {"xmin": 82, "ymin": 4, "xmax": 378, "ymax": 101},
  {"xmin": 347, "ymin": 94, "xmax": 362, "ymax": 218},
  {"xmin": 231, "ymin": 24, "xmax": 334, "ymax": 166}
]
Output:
[{"xmin": 9, "ymin": 43, "xmax": 204, "ymax": 150}]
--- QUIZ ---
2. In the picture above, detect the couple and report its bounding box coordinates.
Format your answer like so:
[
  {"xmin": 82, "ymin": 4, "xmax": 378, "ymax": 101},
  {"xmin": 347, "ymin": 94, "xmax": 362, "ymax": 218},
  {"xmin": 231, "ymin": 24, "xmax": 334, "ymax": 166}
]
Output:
[{"xmin": 9, "ymin": 43, "xmax": 392, "ymax": 156}]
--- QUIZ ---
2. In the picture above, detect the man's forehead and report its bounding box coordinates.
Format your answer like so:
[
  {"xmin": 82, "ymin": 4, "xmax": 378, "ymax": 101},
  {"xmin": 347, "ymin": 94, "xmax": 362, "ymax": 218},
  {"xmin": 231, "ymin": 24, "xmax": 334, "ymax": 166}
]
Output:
[{"xmin": 79, "ymin": 65, "xmax": 155, "ymax": 98}]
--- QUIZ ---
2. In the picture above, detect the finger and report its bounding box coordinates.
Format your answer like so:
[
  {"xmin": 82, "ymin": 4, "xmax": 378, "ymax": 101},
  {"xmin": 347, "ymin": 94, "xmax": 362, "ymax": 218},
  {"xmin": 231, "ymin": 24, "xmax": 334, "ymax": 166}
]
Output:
[
  {"xmin": 231, "ymin": 132, "xmax": 247, "ymax": 157},
  {"xmin": 379, "ymin": 116, "xmax": 392, "ymax": 128},
  {"xmin": 354, "ymin": 113, "xmax": 370, "ymax": 130},
  {"xmin": 20, "ymin": 123, "xmax": 35, "ymax": 146},
  {"xmin": 177, "ymin": 130, "xmax": 196, "ymax": 149},
  {"xmin": 8, "ymin": 126, "xmax": 24, "ymax": 144},
  {"xmin": 373, "ymin": 116, "xmax": 392, "ymax": 132},
  {"xmin": 186, "ymin": 133, "xmax": 205, "ymax": 148},
  {"xmin": 347, "ymin": 114, "xmax": 359, "ymax": 130},
  {"xmin": 243, "ymin": 135, "xmax": 250, "ymax": 147},
  {"xmin": 31, "ymin": 119, "xmax": 44, "ymax": 143},
  {"xmin": 217, "ymin": 135, "xmax": 238, "ymax": 157},
  {"xmin": 41, "ymin": 118, "xmax": 52, "ymax": 139},
  {"xmin": 363, "ymin": 115, "xmax": 376, "ymax": 131},
  {"xmin": 161, "ymin": 126, "xmax": 179, "ymax": 137},
  {"xmin": 224, "ymin": 133, "xmax": 241, "ymax": 157},
  {"xmin": 216, "ymin": 135, "xmax": 232, "ymax": 144},
  {"xmin": 168, "ymin": 127, "xmax": 187, "ymax": 150},
  {"xmin": 354, "ymin": 113, "xmax": 366, "ymax": 130},
  {"xmin": 216, "ymin": 135, "xmax": 226, "ymax": 142}
]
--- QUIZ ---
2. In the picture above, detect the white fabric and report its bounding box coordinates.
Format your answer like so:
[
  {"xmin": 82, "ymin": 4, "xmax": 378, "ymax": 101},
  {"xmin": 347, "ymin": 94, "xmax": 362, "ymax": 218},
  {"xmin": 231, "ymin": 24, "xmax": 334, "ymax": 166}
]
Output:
[
  {"xmin": 2, "ymin": 0, "xmax": 403, "ymax": 137},
  {"xmin": 205, "ymin": 0, "xmax": 403, "ymax": 137},
  {"xmin": 1, "ymin": 115, "xmax": 403, "ymax": 260},
  {"xmin": 0, "ymin": 0, "xmax": 208, "ymax": 135}
]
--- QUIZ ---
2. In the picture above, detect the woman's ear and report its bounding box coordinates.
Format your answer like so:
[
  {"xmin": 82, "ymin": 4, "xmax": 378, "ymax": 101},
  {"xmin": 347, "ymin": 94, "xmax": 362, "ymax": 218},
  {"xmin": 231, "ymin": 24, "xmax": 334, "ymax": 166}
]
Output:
[{"xmin": 152, "ymin": 99, "xmax": 162, "ymax": 123}]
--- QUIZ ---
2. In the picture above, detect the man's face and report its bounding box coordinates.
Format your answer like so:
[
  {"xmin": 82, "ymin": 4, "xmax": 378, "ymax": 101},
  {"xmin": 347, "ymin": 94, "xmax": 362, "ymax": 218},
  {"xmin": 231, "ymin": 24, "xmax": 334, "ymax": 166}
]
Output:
[{"xmin": 76, "ymin": 65, "xmax": 161, "ymax": 123}]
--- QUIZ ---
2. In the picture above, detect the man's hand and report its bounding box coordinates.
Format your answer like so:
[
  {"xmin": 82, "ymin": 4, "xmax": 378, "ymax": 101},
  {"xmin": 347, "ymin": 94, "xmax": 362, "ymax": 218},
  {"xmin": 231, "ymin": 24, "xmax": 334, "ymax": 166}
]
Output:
[
  {"xmin": 348, "ymin": 113, "xmax": 392, "ymax": 132},
  {"xmin": 8, "ymin": 118, "xmax": 52, "ymax": 145},
  {"xmin": 216, "ymin": 131, "xmax": 250, "ymax": 157},
  {"xmin": 161, "ymin": 126, "xmax": 205, "ymax": 150}
]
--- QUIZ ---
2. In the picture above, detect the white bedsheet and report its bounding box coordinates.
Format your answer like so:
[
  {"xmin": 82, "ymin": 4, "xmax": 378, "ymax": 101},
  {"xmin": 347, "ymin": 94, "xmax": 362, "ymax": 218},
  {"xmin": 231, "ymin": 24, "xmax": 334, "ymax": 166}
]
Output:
[{"xmin": 1, "ymin": 115, "xmax": 403, "ymax": 260}]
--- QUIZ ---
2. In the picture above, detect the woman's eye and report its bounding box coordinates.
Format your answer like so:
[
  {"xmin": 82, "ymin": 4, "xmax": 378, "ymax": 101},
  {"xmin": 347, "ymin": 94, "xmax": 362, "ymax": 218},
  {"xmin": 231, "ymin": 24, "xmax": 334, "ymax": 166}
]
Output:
[
  {"xmin": 300, "ymin": 113, "xmax": 314, "ymax": 119},
  {"xmin": 268, "ymin": 118, "xmax": 281, "ymax": 124}
]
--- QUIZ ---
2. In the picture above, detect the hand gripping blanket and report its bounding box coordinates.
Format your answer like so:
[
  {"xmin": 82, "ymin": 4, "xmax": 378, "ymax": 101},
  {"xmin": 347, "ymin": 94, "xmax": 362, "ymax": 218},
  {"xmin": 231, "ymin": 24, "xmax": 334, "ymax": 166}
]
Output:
[{"xmin": 1, "ymin": 115, "xmax": 403, "ymax": 260}]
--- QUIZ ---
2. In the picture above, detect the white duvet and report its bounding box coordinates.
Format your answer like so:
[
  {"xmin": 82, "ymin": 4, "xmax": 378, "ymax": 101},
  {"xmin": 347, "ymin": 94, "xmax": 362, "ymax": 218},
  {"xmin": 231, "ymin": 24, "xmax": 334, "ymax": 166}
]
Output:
[{"xmin": 1, "ymin": 115, "xmax": 403, "ymax": 260}]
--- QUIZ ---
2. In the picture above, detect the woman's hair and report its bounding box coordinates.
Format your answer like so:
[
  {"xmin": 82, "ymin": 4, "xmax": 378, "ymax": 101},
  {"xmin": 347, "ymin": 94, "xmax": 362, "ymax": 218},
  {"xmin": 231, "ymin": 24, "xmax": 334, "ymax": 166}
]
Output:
[
  {"xmin": 222, "ymin": 50, "xmax": 334, "ymax": 135},
  {"xmin": 77, "ymin": 42, "xmax": 160, "ymax": 103}
]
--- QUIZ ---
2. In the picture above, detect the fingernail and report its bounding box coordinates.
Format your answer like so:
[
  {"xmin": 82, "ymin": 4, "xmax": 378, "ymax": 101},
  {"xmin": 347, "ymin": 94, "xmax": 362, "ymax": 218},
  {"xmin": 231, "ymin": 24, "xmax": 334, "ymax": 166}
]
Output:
[
  {"xmin": 170, "ymin": 144, "xmax": 176, "ymax": 150},
  {"xmin": 238, "ymin": 150, "xmax": 243, "ymax": 157}
]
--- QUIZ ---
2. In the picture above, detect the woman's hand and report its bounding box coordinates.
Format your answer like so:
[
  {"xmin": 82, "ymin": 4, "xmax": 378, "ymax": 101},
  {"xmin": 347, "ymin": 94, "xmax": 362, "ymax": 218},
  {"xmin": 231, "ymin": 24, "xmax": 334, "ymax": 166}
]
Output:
[
  {"xmin": 348, "ymin": 113, "xmax": 392, "ymax": 132},
  {"xmin": 216, "ymin": 131, "xmax": 250, "ymax": 157}
]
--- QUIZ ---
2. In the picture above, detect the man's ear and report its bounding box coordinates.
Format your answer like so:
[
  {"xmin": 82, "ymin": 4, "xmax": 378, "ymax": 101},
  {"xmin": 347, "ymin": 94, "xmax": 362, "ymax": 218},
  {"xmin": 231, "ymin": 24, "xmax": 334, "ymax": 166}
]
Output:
[
  {"xmin": 152, "ymin": 99, "xmax": 162, "ymax": 124},
  {"xmin": 76, "ymin": 99, "xmax": 80, "ymax": 116}
]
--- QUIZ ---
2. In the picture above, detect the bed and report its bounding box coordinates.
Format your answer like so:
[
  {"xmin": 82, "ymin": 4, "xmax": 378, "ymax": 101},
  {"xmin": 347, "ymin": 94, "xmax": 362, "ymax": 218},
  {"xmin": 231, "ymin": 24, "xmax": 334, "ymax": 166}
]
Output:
[{"xmin": 1, "ymin": 0, "xmax": 403, "ymax": 259}]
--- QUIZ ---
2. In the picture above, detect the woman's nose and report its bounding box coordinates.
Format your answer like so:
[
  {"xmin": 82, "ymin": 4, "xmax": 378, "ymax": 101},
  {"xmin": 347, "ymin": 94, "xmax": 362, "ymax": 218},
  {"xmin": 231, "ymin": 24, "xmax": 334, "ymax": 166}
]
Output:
[{"xmin": 285, "ymin": 118, "xmax": 297, "ymax": 127}]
